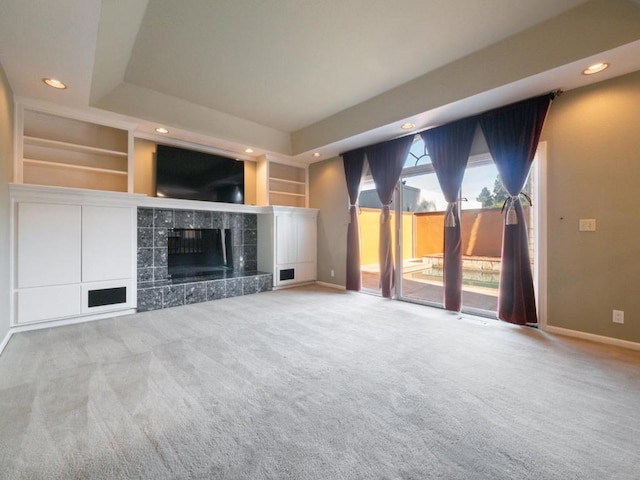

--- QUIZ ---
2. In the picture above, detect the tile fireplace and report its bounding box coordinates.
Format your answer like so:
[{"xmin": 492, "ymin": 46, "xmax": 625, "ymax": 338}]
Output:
[{"xmin": 136, "ymin": 207, "xmax": 272, "ymax": 311}]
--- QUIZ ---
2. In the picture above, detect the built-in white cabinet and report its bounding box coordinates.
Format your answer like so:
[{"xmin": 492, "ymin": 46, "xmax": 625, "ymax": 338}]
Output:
[
  {"xmin": 258, "ymin": 206, "xmax": 318, "ymax": 288},
  {"xmin": 275, "ymin": 214, "xmax": 296, "ymax": 266},
  {"xmin": 11, "ymin": 185, "xmax": 139, "ymax": 325},
  {"xmin": 17, "ymin": 285, "xmax": 82, "ymax": 325},
  {"xmin": 17, "ymin": 203, "xmax": 82, "ymax": 288},
  {"xmin": 82, "ymin": 205, "xmax": 133, "ymax": 282}
]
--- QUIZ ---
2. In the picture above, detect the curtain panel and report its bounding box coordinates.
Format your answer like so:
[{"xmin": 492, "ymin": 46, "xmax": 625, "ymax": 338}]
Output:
[
  {"xmin": 420, "ymin": 118, "xmax": 477, "ymax": 312},
  {"xmin": 365, "ymin": 136, "xmax": 414, "ymax": 298},
  {"xmin": 479, "ymin": 93, "xmax": 553, "ymax": 325},
  {"xmin": 342, "ymin": 149, "xmax": 366, "ymax": 291}
]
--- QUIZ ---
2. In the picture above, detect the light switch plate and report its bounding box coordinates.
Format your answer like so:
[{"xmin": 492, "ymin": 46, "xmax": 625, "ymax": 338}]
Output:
[{"xmin": 579, "ymin": 219, "xmax": 596, "ymax": 231}]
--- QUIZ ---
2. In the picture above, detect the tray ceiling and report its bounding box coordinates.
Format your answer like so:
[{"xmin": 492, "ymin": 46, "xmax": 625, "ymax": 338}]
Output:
[{"xmin": 2, "ymin": 0, "xmax": 640, "ymax": 160}]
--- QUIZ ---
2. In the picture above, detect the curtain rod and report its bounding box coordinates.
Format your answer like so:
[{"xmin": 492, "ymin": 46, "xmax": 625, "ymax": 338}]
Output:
[{"xmin": 340, "ymin": 90, "xmax": 561, "ymax": 157}]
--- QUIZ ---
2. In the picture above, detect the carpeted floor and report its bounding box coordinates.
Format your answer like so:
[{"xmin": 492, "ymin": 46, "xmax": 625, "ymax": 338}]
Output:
[{"xmin": 1, "ymin": 285, "xmax": 639, "ymax": 479}]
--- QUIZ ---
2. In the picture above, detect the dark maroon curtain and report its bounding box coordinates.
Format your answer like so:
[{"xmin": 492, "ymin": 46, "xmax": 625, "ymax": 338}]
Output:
[
  {"xmin": 342, "ymin": 148, "xmax": 366, "ymax": 291},
  {"xmin": 479, "ymin": 94, "xmax": 553, "ymax": 325},
  {"xmin": 420, "ymin": 118, "xmax": 476, "ymax": 312},
  {"xmin": 365, "ymin": 135, "xmax": 414, "ymax": 298}
]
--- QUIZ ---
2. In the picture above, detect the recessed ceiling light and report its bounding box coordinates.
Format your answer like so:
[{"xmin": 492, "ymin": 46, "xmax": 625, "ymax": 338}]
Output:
[
  {"xmin": 244, "ymin": 148, "xmax": 254, "ymax": 154},
  {"xmin": 312, "ymin": 152, "xmax": 321, "ymax": 158},
  {"xmin": 42, "ymin": 78, "xmax": 67, "ymax": 89},
  {"xmin": 155, "ymin": 127, "xmax": 169, "ymax": 134},
  {"xmin": 401, "ymin": 122, "xmax": 415, "ymax": 130},
  {"xmin": 582, "ymin": 62, "xmax": 609, "ymax": 75}
]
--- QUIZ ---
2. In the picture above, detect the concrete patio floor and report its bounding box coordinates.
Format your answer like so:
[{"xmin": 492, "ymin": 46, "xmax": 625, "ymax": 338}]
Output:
[{"xmin": 361, "ymin": 268, "xmax": 499, "ymax": 313}]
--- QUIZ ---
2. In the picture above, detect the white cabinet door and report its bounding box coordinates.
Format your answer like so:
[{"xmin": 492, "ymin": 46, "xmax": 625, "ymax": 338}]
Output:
[
  {"xmin": 275, "ymin": 214, "xmax": 296, "ymax": 265},
  {"xmin": 17, "ymin": 202, "xmax": 81, "ymax": 288},
  {"xmin": 17, "ymin": 284, "xmax": 81, "ymax": 323},
  {"xmin": 82, "ymin": 206, "xmax": 133, "ymax": 282},
  {"xmin": 296, "ymin": 214, "xmax": 317, "ymax": 264}
]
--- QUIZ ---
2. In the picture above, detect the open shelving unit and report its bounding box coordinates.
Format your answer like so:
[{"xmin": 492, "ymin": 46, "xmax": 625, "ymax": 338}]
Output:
[
  {"xmin": 257, "ymin": 155, "xmax": 308, "ymax": 207},
  {"xmin": 18, "ymin": 107, "xmax": 132, "ymax": 192}
]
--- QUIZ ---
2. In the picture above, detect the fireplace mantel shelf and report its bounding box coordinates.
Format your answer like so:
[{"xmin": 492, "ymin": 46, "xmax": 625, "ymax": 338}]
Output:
[
  {"xmin": 11, "ymin": 184, "xmax": 317, "ymax": 215},
  {"xmin": 138, "ymin": 194, "xmax": 318, "ymax": 215}
]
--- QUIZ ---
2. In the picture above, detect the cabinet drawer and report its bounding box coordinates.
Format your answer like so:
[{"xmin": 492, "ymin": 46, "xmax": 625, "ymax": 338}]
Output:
[
  {"xmin": 17, "ymin": 284, "xmax": 81, "ymax": 323},
  {"xmin": 296, "ymin": 262, "xmax": 316, "ymax": 283}
]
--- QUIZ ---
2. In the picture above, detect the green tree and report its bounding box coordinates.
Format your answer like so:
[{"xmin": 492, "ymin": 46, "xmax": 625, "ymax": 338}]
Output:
[
  {"xmin": 492, "ymin": 176, "xmax": 509, "ymax": 206},
  {"xmin": 417, "ymin": 198, "xmax": 436, "ymax": 212},
  {"xmin": 476, "ymin": 173, "xmax": 532, "ymax": 208},
  {"xmin": 476, "ymin": 187, "xmax": 494, "ymax": 207}
]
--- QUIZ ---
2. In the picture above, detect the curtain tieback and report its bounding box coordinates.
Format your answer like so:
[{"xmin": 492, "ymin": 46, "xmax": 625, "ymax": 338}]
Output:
[
  {"xmin": 380, "ymin": 204, "xmax": 391, "ymax": 224},
  {"xmin": 501, "ymin": 196, "xmax": 519, "ymax": 225},
  {"xmin": 349, "ymin": 204, "xmax": 361, "ymax": 215},
  {"xmin": 444, "ymin": 202, "xmax": 457, "ymax": 228},
  {"xmin": 500, "ymin": 193, "xmax": 533, "ymax": 225}
]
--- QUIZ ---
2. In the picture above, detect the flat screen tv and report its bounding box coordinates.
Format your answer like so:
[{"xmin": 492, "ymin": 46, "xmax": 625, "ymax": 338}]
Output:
[{"xmin": 155, "ymin": 145, "xmax": 244, "ymax": 204}]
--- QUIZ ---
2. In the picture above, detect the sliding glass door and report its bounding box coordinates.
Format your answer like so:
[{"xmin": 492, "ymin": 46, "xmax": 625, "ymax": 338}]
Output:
[
  {"xmin": 396, "ymin": 147, "xmax": 446, "ymax": 307},
  {"xmin": 396, "ymin": 139, "xmax": 537, "ymax": 317},
  {"xmin": 356, "ymin": 136, "xmax": 538, "ymax": 316}
]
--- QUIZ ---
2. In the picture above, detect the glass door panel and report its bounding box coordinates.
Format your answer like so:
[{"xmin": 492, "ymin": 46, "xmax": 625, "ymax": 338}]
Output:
[
  {"xmin": 398, "ymin": 165, "xmax": 447, "ymax": 307},
  {"xmin": 357, "ymin": 184, "xmax": 390, "ymax": 294},
  {"xmin": 457, "ymin": 159, "xmax": 502, "ymax": 313}
]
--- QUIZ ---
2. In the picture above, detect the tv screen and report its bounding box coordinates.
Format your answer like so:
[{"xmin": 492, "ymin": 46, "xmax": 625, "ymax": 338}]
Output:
[{"xmin": 155, "ymin": 145, "xmax": 244, "ymax": 204}]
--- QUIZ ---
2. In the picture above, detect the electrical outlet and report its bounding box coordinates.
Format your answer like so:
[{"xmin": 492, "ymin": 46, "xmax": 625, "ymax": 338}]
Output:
[
  {"xmin": 613, "ymin": 310, "xmax": 624, "ymax": 324},
  {"xmin": 330, "ymin": 269, "xmax": 335, "ymax": 277}
]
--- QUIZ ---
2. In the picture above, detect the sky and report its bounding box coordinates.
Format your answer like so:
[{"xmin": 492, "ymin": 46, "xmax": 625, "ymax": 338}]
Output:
[
  {"xmin": 404, "ymin": 163, "xmax": 499, "ymax": 211},
  {"xmin": 360, "ymin": 138, "xmax": 502, "ymax": 211}
]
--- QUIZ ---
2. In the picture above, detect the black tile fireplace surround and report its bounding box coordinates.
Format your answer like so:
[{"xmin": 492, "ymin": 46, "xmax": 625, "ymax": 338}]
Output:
[{"xmin": 137, "ymin": 207, "xmax": 272, "ymax": 311}]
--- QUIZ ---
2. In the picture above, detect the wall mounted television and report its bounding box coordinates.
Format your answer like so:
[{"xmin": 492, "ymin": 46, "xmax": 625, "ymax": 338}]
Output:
[{"xmin": 155, "ymin": 145, "xmax": 245, "ymax": 204}]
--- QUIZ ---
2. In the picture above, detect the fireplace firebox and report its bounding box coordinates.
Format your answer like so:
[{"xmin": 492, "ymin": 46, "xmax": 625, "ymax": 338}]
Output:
[{"xmin": 167, "ymin": 228, "xmax": 232, "ymax": 279}]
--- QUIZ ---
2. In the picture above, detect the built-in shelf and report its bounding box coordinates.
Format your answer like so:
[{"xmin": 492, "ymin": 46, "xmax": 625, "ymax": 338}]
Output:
[
  {"xmin": 17, "ymin": 106, "xmax": 132, "ymax": 193},
  {"xmin": 258, "ymin": 157, "xmax": 308, "ymax": 208},
  {"xmin": 24, "ymin": 136, "xmax": 127, "ymax": 158},
  {"xmin": 269, "ymin": 177, "xmax": 305, "ymax": 186},
  {"xmin": 24, "ymin": 159, "xmax": 128, "ymax": 176},
  {"xmin": 270, "ymin": 190, "xmax": 306, "ymax": 198}
]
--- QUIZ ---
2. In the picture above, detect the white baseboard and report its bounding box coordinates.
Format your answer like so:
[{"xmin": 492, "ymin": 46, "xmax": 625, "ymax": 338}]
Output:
[
  {"xmin": 544, "ymin": 325, "xmax": 640, "ymax": 351},
  {"xmin": 0, "ymin": 329, "xmax": 12, "ymax": 356},
  {"xmin": 8, "ymin": 308, "xmax": 137, "ymax": 335},
  {"xmin": 315, "ymin": 281, "xmax": 346, "ymax": 291},
  {"xmin": 272, "ymin": 281, "xmax": 316, "ymax": 291}
]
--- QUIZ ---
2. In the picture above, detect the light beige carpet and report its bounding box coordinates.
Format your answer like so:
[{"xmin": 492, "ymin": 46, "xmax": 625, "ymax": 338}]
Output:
[{"xmin": 1, "ymin": 285, "xmax": 639, "ymax": 479}]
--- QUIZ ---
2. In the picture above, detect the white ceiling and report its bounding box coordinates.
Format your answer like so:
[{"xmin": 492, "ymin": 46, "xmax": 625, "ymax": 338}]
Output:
[{"xmin": 1, "ymin": 0, "xmax": 640, "ymax": 163}]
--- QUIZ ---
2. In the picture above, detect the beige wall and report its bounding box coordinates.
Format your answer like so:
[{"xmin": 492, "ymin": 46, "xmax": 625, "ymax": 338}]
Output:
[
  {"xmin": 0, "ymin": 63, "xmax": 13, "ymax": 346},
  {"xmin": 309, "ymin": 71, "xmax": 640, "ymax": 344},
  {"xmin": 133, "ymin": 138, "xmax": 257, "ymax": 203},
  {"xmin": 541, "ymin": 70, "xmax": 640, "ymax": 343},
  {"xmin": 309, "ymin": 156, "xmax": 348, "ymax": 287}
]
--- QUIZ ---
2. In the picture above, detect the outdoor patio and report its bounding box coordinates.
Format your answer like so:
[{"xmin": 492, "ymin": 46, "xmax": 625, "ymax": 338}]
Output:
[{"xmin": 361, "ymin": 258, "xmax": 499, "ymax": 313}]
